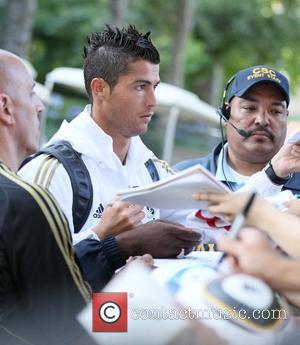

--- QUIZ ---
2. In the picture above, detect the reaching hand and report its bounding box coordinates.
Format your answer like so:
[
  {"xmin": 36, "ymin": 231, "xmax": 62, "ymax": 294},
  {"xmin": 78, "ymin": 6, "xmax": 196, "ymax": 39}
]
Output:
[
  {"xmin": 116, "ymin": 220, "xmax": 201, "ymax": 258},
  {"xmin": 93, "ymin": 200, "xmax": 144, "ymax": 239},
  {"xmin": 192, "ymin": 190, "xmax": 254, "ymax": 223},
  {"xmin": 216, "ymin": 228, "xmax": 281, "ymax": 281}
]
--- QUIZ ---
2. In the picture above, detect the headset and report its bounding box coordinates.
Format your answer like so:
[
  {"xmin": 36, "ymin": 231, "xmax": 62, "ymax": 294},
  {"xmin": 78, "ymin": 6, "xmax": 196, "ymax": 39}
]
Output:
[
  {"xmin": 217, "ymin": 73, "xmax": 242, "ymax": 192},
  {"xmin": 217, "ymin": 74, "xmax": 251, "ymax": 139},
  {"xmin": 217, "ymin": 74, "xmax": 236, "ymax": 121},
  {"xmin": 217, "ymin": 74, "xmax": 253, "ymax": 191}
]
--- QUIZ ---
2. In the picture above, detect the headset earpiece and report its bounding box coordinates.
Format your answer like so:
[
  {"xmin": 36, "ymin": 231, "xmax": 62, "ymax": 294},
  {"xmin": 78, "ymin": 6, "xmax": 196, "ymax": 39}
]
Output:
[
  {"xmin": 220, "ymin": 102, "xmax": 231, "ymax": 121},
  {"xmin": 218, "ymin": 74, "xmax": 236, "ymax": 121},
  {"xmin": 217, "ymin": 103, "xmax": 231, "ymax": 121}
]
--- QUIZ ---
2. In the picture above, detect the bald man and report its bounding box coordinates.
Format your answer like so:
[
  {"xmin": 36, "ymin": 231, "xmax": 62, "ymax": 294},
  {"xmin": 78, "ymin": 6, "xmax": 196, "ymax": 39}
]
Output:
[{"xmin": 0, "ymin": 50, "xmax": 94, "ymax": 344}]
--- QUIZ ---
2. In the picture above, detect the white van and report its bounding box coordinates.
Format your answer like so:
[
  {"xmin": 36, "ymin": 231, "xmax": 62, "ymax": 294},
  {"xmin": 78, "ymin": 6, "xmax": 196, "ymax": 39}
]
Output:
[{"xmin": 43, "ymin": 67, "xmax": 221, "ymax": 165}]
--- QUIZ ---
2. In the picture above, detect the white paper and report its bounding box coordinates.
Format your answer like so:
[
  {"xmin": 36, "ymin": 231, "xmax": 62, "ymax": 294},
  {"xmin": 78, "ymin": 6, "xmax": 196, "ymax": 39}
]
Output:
[
  {"xmin": 287, "ymin": 130, "xmax": 300, "ymax": 144},
  {"xmin": 117, "ymin": 164, "xmax": 230, "ymax": 209}
]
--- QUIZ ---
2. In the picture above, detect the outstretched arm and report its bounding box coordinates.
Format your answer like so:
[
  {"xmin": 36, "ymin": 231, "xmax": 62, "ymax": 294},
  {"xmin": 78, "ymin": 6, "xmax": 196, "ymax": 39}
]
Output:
[{"xmin": 193, "ymin": 190, "xmax": 300, "ymax": 258}]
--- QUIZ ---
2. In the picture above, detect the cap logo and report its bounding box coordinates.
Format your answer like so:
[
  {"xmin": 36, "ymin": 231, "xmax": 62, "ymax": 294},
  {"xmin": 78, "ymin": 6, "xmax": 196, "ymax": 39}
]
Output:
[{"xmin": 247, "ymin": 67, "xmax": 281, "ymax": 84}]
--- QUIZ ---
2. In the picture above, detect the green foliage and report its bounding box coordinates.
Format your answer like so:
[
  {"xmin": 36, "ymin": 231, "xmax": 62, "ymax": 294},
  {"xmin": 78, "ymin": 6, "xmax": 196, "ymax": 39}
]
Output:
[
  {"xmin": 30, "ymin": 0, "xmax": 109, "ymax": 81},
  {"xmin": 24, "ymin": 0, "xmax": 300, "ymax": 96},
  {"xmin": 193, "ymin": 0, "xmax": 300, "ymax": 88}
]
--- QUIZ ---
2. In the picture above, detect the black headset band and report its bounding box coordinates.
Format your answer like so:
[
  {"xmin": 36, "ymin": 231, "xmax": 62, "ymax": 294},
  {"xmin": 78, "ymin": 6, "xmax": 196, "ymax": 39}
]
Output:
[{"xmin": 219, "ymin": 73, "xmax": 236, "ymax": 120}]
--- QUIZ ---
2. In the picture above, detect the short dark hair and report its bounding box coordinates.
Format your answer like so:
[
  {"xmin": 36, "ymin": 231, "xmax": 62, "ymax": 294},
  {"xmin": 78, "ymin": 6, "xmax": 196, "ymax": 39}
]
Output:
[{"xmin": 83, "ymin": 24, "xmax": 160, "ymax": 102}]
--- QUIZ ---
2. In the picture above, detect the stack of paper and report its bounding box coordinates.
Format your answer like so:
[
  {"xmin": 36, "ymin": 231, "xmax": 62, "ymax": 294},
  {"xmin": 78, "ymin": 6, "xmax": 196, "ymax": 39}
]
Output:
[{"xmin": 117, "ymin": 164, "xmax": 230, "ymax": 210}]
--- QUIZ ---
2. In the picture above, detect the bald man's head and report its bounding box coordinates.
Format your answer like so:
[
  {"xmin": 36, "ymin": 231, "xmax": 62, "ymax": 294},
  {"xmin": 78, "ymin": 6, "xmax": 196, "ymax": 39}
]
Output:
[
  {"xmin": 0, "ymin": 49, "xmax": 28, "ymax": 94},
  {"xmin": 0, "ymin": 49, "xmax": 45, "ymax": 170}
]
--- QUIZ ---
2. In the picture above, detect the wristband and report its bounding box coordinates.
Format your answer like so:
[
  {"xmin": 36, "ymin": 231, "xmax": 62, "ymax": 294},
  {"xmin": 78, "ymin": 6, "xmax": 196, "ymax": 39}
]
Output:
[{"xmin": 265, "ymin": 161, "xmax": 291, "ymax": 185}]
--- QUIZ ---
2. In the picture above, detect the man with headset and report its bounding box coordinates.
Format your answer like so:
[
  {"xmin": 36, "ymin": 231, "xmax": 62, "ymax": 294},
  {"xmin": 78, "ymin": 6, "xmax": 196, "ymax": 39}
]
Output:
[{"xmin": 175, "ymin": 65, "xmax": 300, "ymax": 194}]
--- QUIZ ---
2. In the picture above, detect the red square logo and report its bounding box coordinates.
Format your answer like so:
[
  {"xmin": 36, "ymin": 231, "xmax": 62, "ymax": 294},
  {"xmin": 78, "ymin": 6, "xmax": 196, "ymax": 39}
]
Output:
[{"xmin": 92, "ymin": 292, "xmax": 128, "ymax": 332}]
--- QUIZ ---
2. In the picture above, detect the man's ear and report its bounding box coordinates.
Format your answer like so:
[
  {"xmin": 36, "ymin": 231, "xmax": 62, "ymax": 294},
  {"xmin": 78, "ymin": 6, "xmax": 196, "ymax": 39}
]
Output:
[
  {"xmin": 90, "ymin": 78, "xmax": 110, "ymax": 101},
  {"xmin": 0, "ymin": 93, "xmax": 15, "ymax": 125}
]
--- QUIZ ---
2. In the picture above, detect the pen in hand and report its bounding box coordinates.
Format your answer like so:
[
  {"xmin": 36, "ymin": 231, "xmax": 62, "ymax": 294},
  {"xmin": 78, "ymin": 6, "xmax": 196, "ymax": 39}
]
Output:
[{"xmin": 217, "ymin": 191, "xmax": 257, "ymax": 267}]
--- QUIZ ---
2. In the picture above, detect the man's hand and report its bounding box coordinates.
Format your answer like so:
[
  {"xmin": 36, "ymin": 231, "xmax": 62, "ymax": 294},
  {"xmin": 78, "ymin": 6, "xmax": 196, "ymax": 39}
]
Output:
[
  {"xmin": 93, "ymin": 201, "xmax": 144, "ymax": 239},
  {"xmin": 115, "ymin": 220, "xmax": 201, "ymax": 258},
  {"xmin": 192, "ymin": 190, "xmax": 256, "ymax": 223},
  {"xmin": 271, "ymin": 142, "xmax": 300, "ymax": 177}
]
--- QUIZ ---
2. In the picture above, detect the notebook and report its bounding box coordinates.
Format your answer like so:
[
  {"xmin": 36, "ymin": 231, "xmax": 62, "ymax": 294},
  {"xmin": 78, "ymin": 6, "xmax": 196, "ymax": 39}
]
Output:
[{"xmin": 117, "ymin": 164, "xmax": 230, "ymax": 210}]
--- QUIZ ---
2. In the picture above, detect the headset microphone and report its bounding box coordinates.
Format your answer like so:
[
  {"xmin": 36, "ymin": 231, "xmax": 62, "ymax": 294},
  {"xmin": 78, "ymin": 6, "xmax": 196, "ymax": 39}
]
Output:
[
  {"xmin": 216, "ymin": 108, "xmax": 251, "ymax": 138},
  {"xmin": 227, "ymin": 121, "xmax": 251, "ymax": 138}
]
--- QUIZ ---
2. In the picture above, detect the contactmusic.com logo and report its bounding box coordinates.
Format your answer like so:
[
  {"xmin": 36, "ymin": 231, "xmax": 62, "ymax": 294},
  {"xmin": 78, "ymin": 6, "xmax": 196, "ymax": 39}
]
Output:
[{"xmin": 92, "ymin": 292, "xmax": 128, "ymax": 332}]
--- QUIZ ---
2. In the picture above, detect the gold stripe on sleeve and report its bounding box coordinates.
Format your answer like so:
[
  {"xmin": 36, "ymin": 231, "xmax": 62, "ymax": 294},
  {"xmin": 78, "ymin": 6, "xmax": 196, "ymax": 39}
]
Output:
[
  {"xmin": 151, "ymin": 156, "xmax": 176, "ymax": 175},
  {"xmin": 0, "ymin": 165, "xmax": 91, "ymax": 302},
  {"xmin": 33, "ymin": 155, "xmax": 52, "ymax": 184},
  {"xmin": 45, "ymin": 159, "xmax": 60, "ymax": 190}
]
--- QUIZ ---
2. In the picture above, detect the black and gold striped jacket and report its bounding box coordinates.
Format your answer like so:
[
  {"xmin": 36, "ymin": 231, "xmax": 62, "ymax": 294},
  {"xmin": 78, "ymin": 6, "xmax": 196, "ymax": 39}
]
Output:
[{"xmin": 0, "ymin": 162, "xmax": 91, "ymax": 344}]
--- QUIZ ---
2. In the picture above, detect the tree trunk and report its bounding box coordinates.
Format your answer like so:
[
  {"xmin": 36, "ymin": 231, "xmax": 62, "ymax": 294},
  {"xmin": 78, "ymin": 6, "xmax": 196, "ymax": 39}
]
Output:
[
  {"xmin": 167, "ymin": 0, "xmax": 193, "ymax": 87},
  {"xmin": 210, "ymin": 61, "xmax": 224, "ymax": 107},
  {"xmin": 2, "ymin": 0, "xmax": 36, "ymax": 58},
  {"xmin": 0, "ymin": 0, "xmax": 6, "ymax": 46},
  {"xmin": 108, "ymin": 0, "xmax": 127, "ymax": 27}
]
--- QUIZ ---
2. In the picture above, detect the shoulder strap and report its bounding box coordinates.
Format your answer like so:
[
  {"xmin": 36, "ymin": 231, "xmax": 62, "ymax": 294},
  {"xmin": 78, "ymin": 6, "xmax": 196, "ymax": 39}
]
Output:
[
  {"xmin": 23, "ymin": 140, "xmax": 93, "ymax": 233},
  {"xmin": 22, "ymin": 148, "xmax": 159, "ymax": 231},
  {"xmin": 145, "ymin": 158, "xmax": 160, "ymax": 182}
]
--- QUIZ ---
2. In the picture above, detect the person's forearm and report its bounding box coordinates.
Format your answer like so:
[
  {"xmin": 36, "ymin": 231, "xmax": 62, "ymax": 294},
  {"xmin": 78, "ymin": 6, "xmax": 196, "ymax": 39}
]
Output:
[
  {"xmin": 281, "ymin": 290, "xmax": 300, "ymax": 308},
  {"xmin": 262, "ymin": 257, "xmax": 300, "ymax": 291},
  {"xmin": 248, "ymin": 197, "xmax": 300, "ymax": 258}
]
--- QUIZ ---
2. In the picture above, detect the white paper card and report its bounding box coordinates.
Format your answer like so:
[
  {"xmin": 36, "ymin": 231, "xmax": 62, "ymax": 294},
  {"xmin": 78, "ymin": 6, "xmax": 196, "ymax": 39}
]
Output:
[{"xmin": 117, "ymin": 164, "xmax": 230, "ymax": 210}]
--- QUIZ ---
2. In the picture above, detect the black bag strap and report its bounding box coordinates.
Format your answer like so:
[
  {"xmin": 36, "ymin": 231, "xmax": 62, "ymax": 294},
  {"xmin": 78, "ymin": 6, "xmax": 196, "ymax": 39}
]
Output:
[
  {"xmin": 40, "ymin": 141, "xmax": 93, "ymax": 233},
  {"xmin": 21, "ymin": 143, "xmax": 159, "ymax": 234},
  {"xmin": 22, "ymin": 140, "xmax": 93, "ymax": 233}
]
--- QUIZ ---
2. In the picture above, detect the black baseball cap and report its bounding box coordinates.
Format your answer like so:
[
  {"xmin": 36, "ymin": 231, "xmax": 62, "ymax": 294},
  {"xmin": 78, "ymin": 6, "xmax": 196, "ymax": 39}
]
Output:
[{"xmin": 227, "ymin": 65, "xmax": 290, "ymax": 106}]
